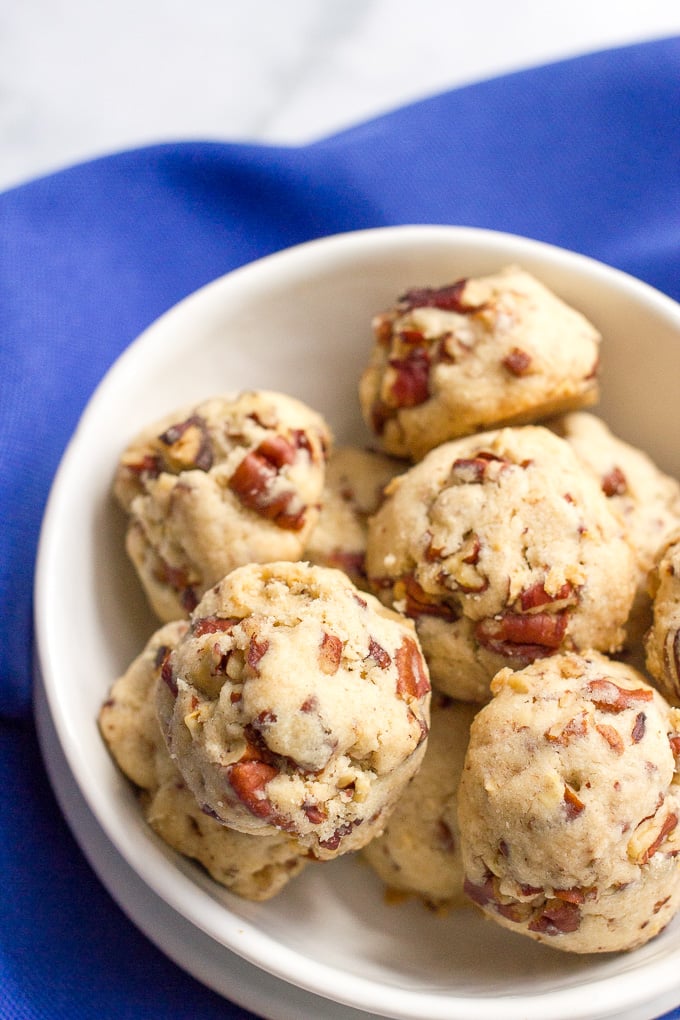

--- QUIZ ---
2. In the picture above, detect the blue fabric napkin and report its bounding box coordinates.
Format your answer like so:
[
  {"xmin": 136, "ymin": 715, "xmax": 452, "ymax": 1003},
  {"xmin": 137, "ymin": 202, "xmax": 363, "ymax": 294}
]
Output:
[{"xmin": 1, "ymin": 35, "xmax": 680, "ymax": 1019}]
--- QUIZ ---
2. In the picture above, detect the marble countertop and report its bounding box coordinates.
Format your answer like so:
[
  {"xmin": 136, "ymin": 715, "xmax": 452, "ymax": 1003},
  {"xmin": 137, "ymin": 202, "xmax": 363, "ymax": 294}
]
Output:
[{"xmin": 2, "ymin": 0, "xmax": 679, "ymax": 194}]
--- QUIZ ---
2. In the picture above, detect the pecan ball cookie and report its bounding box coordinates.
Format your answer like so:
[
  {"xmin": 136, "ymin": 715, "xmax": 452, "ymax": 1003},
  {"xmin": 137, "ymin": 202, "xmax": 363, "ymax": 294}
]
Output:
[
  {"xmin": 304, "ymin": 445, "xmax": 405, "ymax": 588},
  {"xmin": 98, "ymin": 621, "xmax": 308, "ymax": 901},
  {"xmin": 155, "ymin": 561, "xmax": 431, "ymax": 861},
  {"xmin": 361, "ymin": 693, "xmax": 476, "ymax": 910},
  {"xmin": 365, "ymin": 425, "xmax": 637, "ymax": 701},
  {"xmin": 113, "ymin": 391, "xmax": 331, "ymax": 622},
  {"xmin": 645, "ymin": 533, "xmax": 680, "ymax": 705},
  {"xmin": 551, "ymin": 412, "xmax": 680, "ymax": 652},
  {"xmin": 358, "ymin": 266, "xmax": 601, "ymax": 460},
  {"xmin": 458, "ymin": 651, "xmax": 680, "ymax": 953}
]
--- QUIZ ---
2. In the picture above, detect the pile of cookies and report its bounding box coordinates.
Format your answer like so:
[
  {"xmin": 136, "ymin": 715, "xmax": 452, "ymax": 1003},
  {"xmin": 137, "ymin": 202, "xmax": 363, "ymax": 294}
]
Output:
[{"xmin": 99, "ymin": 264, "xmax": 680, "ymax": 953}]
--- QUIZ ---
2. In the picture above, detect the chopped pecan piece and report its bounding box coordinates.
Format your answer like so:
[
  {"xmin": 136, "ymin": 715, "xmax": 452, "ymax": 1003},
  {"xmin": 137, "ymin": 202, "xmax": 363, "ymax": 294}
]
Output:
[
  {"xmin": 640, "ymin": 812, "xmax": 678, "ymax": 864},
  {"xmin": 441, "ymin": 532, "xmax": 489, "ymax": 594},
  {"xmin": 584, "ymin": 678, "xmax": 653, "ymax": 713},
  {"xmin": 319, "ymin": 632, "xmax": 343, "ymax": 675},
  {"xmin": 318, "ymin": 819, "xmax": 361, "ymax": 851},
  {"xmin": 153, "ymin": 558, "xmax": 200, "ymax": 609},
  {"xmin": 449, "ymin": 453, "xmax": 506, "ymax": 484},
  {"xmin": 460, "ymin": 531, "xmax": 481, "ymax": 564},
  {"xmin": 159, "ymin": 648, "xmax": 177, "ymax": 697},
  {"xmin": 595, "ymin": 723, "xmax": 625, "ymax": 755},
  {"xmin": 545, "ymin": 712, "xmax": 588, "ymax": 745},
  {"xmin": 398, "ymin": 279, "xmax": 476, "ymax": 313},
  {"xmin": 668, "ymin": 732, "xmax": 680, "ymax": 758},
  {"xmin": 600, "ymin": 465, "xmax": 627, "ymax": 497},
  {"xmin": 228, "ymin": 760, "xmax": 279, "ymax": 819},
  {"xmin": 475, "ymin": 611, "xmax": 567, "ymax": 659},
  {"xmin": 228, "ymin": 436, "xmax": 305, "ymax": 530},
  {"xmin": 517, "ymin": 581, "xmax": 576, "ymax": 613},
  {"xmin": 387, "ymin": 346, "xmax": 431, "ymax": 408},
  {"xmin": 120, "ymin": 451, "xmax": 163, "ymax": 479},
  {"xmin": 464, "ymin": 874, "xmax": 531, "ymax": 924},
  {"xmin": 463, "ymin": 873, "xmax": 496, "ymax": 908},
  {"xmin": 553, "ymin": 886, "xmax": 596, "ymax": 905},
  {"xmin": 192, "ymin": 615, "xmax": 239, "ymax": 637},
  {"xmin": 368, "ymin": 638, "xmax": 391, "ymax": 669},
  {"xmin": 631, "ymin": 712, "xmax": 647, "ymax": 743},
  {"xmin": 395, "ymin": 636, "xmax": 430, "ymax": 700},
  {"xmin": 398, "ymin": 575, "xmax": 458, "ymax": 621},
  {"xmin": 528, "ymin": 898, "xmax": 581, "ymax": 935},
  {"xmin": 563, "ymin": 785, "xmax": 585, "ymax": 820},
  {"xmin": 303, "ymin": 802, "xmax": 327, "ymax": 824},
  {"xmin": 502, "ymin": 347, "xmax": 532, "ymax": 376},
  {"xmin": 159, "ymin": 414, "xmax": 213, "ymax": 472},
  {"xmin": 246, "ymin": 636, "xmax": 269, "ymax": 673}
]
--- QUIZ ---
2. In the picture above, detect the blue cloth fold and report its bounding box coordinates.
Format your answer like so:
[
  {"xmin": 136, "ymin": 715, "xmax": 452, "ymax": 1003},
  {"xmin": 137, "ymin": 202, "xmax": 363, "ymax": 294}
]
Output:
[{"xmin": 1, "ymin": 35, "xmax": 679, "ymax": 1019}]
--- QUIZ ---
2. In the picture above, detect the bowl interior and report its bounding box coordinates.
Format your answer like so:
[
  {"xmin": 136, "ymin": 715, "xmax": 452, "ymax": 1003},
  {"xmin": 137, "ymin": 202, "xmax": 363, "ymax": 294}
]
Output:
[{"xmin": 35, "ymin": 225, "xmax": 680, "ymax": 1020}]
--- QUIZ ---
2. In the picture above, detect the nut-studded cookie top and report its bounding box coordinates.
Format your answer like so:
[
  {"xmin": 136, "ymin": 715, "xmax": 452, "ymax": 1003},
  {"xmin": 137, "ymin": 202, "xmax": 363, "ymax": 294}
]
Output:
[
  {"xmin": 458, "ymin": 651, "xmax": 680, "ymax": 953},
  {"xmin": 359, "ymin": 266, "xmax": 601, "ymax": 460},
  {"xmin": 113, "ymin": 390, "xmax": 332, "ymax": 621},
  {"xmin": 98, "ymin": 619, "xmax": 308, "ymax": 901},
  {"xmin": 551, "ymin": 412, "xmax": 680, "ymax": 582},
  {"xmin": 365, "ymin": 425, "xmax": 637, "ymax": 700},
  {"xmin": 156, "ymin": 561, "xmax": 431, "ymax": 860}
]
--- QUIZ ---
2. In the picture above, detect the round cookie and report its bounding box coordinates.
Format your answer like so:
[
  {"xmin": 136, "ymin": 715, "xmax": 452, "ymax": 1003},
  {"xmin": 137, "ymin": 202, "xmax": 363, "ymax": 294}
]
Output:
[
  {"xmin": 359, "ymin": 266, "xmax": 601, "ymax": 460},
  {"xmin": 365, "ymin": 425, "xmax": 637, "ymax": 701},
  {"xmin": 458, "ymin": 651, "xmax": 680, "ymax": 953},
  {"xmin": 156, "ymin": 561, "xmax": 431, "ymax": 861},
  {"xmin": 305, "ymin": 445, "xmax": 405, "ymax": 588},
  {"xmin": 645, "ymin": 532, "xmax": 680, "ymax": 705},
  {"xmin": 113, "ymin": 390, "xmax": 332, "ymax": 621},
  {"xmin": 551, "ymin": 412, "xmax": 680, "ymax": 653},
  {"xmin": 98, "ymin": 621, "xmax": 308, "ymax": 901},
  {"xmin": 361, "ymin": 694, "xmax": 476, "ymax": 910}
]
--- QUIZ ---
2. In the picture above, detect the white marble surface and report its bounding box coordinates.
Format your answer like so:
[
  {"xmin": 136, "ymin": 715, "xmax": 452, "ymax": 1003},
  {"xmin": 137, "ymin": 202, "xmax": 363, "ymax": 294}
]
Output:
[{"xmin": 2, "ymin": 0, "xmax": 679, "ymax": 193}]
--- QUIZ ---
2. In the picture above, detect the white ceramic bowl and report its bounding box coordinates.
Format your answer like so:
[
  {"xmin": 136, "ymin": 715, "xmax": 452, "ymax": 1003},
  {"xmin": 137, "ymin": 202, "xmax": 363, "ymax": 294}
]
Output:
[{"xmin": 34, "ymin": 225, "xmax": 680, "ymax": 1020}]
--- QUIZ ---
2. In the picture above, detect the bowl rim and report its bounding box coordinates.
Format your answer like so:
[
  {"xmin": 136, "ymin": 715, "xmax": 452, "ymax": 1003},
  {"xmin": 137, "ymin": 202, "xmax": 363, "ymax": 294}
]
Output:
[{"xmin": 33, "ymin": 223, "xmax": 680, "ymax": 1020}]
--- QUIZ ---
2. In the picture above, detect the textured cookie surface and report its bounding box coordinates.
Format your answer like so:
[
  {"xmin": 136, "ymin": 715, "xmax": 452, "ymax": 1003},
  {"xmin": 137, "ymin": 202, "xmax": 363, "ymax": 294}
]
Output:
[
  {"xmin": 359, "ymin": 266, "xmax": 600, "ymax": 460},
  {"xmin": 362, "ymin": 694, "xmax": 476, "ymax": 909},
  {"xmin": 551, "ymin": 412, "xmax": 680, "ymax": 651},
  {"xmin": 365, "ymin": 425, "xmax": 637, "ymax": 701},
  {"xmin": 98, "ymin": 621, "xmax": 308, "ymax": 901},
  {"xmin": 305, "ymin": 445, "xmax": 405, "ymax": 587},
  {"xmin": 458, "ymin": 651, "xmax": 680, "ymax": 953},
  {"xmin": 113, "ymin": 390, "xmax": 331, "ymax": 621},
  {"xmin": 646, "ymin": 533, "xmax": 680, "ymax": 705},
  {"xmin": 156, "ymin": 561, "xmax": 431, "ymax": 860}
]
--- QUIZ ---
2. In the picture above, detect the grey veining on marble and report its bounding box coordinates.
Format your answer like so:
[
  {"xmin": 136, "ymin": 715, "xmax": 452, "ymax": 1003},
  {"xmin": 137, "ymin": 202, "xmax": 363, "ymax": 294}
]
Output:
[{"xmin": 1, "ymin": 0, "xmax": 679, "ymax": 192}]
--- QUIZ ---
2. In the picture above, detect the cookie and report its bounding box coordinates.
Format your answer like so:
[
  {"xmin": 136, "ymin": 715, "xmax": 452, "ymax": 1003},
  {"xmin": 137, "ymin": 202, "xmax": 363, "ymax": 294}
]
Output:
[
  {"xmin": 645, "ymin": 533, "xmax": 680, "ymax": 705},
  {"xmin": 155, "ymin": 561, "xmax": 431, "ymax": 860},
  {"xmin": 361, "ymin": 694, "xmax": 476, "ymax": 910},
  {"xmin": 551, "ymin": 412, "xmax": 680, "ymax": 652},
  {"xmin": 304, "ymin": 445, "xmax": 405, "ymax": 587},
  {"xmin": 113, "ymin": 390, "xmax": 331, "ymax": 621},
  {"xmin": 365, "ymin": 425, "xmax": 637, "ymax": 701},
  {"xmin": 98, "ymin": 621, "xmax": 308, "ymax": 901},
  {"xmin": 458, "ymin": 651, "xmax": 680, "ymax": 953},
  {"xmin": 359, "ymin": 266, "xmax": 600, "ymax": 460}
]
